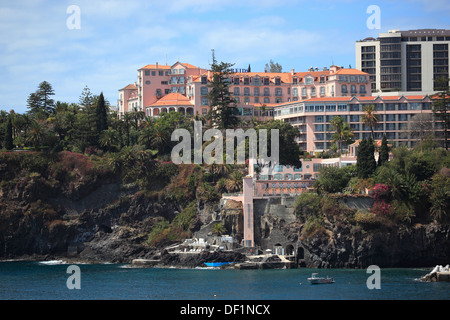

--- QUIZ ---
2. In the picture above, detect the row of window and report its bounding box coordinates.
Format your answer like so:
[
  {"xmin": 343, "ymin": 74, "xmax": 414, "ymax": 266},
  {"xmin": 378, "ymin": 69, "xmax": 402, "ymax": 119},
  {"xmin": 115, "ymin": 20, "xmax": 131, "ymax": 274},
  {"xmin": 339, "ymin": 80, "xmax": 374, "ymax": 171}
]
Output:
[
  {"xmin": 275, "ymin": 102, "xmax": 431, "ymax": 117},
  {"xmin": 263, "ymin": 181, "xmax": 313, "ymax": 188}
]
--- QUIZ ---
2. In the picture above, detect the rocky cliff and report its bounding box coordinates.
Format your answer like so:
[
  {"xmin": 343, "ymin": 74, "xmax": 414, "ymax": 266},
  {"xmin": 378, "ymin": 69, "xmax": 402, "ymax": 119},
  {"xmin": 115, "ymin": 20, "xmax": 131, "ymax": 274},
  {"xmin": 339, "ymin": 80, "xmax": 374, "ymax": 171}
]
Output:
[{"xmin": 1, "ymin": 167, "xmax": 449, "ymax": 268}]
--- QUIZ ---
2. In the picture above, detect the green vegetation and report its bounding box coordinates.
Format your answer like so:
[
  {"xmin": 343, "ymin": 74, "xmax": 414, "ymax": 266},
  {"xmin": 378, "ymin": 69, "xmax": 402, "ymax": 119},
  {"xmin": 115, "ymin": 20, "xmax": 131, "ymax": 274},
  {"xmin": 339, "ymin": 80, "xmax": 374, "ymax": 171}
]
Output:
[{"xmin": 305, "ymin": 142, "xmax": 450, "ymax": 227}]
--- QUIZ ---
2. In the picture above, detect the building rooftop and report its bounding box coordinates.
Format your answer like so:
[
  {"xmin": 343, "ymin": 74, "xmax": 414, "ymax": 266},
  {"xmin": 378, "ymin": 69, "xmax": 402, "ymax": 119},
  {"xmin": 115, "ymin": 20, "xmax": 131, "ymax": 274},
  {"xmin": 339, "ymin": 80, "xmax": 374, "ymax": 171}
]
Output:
[{"xmin": 149, "ymin": 93, "xmax": 194, "ymax": 107}]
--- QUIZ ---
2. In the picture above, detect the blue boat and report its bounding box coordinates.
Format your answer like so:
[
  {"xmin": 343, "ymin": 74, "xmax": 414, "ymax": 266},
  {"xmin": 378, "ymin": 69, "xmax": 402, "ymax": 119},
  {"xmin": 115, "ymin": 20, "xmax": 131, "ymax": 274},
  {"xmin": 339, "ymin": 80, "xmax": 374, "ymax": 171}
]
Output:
[{"xmin": 204, "ymin": 262, "xmax": 232, "ymax": 267}]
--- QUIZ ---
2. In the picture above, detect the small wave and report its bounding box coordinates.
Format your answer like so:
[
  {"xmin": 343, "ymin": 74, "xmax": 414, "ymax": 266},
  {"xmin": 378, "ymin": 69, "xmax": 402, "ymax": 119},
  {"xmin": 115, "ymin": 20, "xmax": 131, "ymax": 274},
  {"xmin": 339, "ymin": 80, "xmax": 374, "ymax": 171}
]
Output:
[{"xmin": 38, "ymin": 260, "xmax": 66, "ymax": 265}]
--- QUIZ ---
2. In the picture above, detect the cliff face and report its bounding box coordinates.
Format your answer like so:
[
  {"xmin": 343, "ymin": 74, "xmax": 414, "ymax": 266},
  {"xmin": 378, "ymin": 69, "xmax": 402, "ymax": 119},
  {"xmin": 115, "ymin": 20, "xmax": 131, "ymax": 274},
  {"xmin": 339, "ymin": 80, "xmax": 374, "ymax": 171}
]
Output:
[
  {"xmin": 0, "ymin": 177, "xmax": 181, "ymax": 262},
  {"xmin": 253, "ymin": 196, "xmax": 450, "ymax": 268},
  {"xmin": 1, "ymin": 167, "xmax": 449, "ymax": 268}
]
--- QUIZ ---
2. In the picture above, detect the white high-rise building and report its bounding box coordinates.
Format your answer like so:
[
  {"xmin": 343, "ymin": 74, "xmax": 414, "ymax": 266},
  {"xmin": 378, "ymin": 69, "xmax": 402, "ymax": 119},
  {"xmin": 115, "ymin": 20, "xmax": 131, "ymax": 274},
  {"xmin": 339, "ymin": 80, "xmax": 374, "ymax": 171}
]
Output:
[{"xmin": 356, "ymin": 29, "xmax": 450, "ymax": 96}]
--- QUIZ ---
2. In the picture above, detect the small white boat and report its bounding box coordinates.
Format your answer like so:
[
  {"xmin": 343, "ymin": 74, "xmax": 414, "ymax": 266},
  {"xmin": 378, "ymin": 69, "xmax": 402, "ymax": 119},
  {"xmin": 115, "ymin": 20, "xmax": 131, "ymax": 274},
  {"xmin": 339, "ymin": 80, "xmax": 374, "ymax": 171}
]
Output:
[{"xmin": 307, "ymin": 273, "xmax": 335, "ymax": 284}]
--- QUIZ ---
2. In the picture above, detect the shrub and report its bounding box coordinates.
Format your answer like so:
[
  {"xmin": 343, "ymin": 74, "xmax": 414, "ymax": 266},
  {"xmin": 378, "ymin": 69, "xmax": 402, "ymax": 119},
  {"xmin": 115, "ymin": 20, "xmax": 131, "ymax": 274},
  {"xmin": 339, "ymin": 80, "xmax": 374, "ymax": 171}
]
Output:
[
  {"xmin": 354, "ymin": 211, "xmax": 385, "ymax": 230},
  {"xmin": 294, "ymin": 192, "xmax": 322, "ymax": 221},
  {"xmin": 372, "ymin": 183, "xmax": 390, "ymax": 201},
  {"xmin": 370, "ymin": 200, "xmax": 393, "ymax": 217}
]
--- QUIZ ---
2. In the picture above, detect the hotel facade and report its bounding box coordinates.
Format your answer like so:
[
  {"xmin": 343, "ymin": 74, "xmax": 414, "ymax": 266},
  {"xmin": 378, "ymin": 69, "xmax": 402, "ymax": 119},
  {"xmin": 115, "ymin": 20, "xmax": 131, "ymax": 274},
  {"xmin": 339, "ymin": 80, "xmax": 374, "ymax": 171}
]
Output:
[
  {"xmin": 118, "ymin": 60, "xmax": 443, "ymax": 154},
  {"xmin": 118, "ymin": 63, "xmax": 371, "ymax": 119}
]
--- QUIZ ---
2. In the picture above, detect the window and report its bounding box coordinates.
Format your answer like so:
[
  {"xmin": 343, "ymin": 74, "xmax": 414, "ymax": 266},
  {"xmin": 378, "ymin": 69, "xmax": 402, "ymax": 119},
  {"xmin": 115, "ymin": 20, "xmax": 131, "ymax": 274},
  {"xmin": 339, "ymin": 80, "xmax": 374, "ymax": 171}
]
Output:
[
  {"xmin": 264, "ymin": 77, "xmax": 270, "ymax": 85},
  {"xmin": 244, "ymin": 77, "xmax": 250, "ymax": 85},
  {"xmin": 301, "ymin": 87, "xmax": 307, "ymax": 96},
  {"xmin": 275, "ymin": 78, "xmax": 281, "ymax": 85},
  {"xmin": 244, "ymin": 87, "xmax": 250, "ymax": 96},
  {"xmin": 253, "ymin": 77, "xmax": 261, "ymax": 86},
  {"xmin": 201, "ymin": 87, "xmax": 208, "ymax": 95},
  {"xmin": 311, "ymin": 87, "xmax": 316, "ymax": 96},
  {"xmin": 264, "ymin": 97, "xmax": 270, "ymax": 103},
  {"xmin": 233, "ymin": 77, "xmax": 240, "ymax": 85},
  {"xmin": 351, "ymin": 85, "xmax": 357, "ymax": 94},
  {"xmin": 201, "ymin": 97, "xmax": 208, "ymax": 106},
  {"xmin": 274, "ymin": 174, "xmax": 283, "ymax": 180},
  {"xmin": 145, "ymin": 70, "xmax": 150, "ymax": 76},
  {"xmin": 292, "ymin": 88, "xmax": 298, "ymax": 97},
  {"xmin": 264, "ymin": 88, "xmax": 270, "ymax": 96},
  {"xmin": 152, "ymin": 71, "xmax": 156, "ymax": 76},
  {"xmin": 341, "ymin": 85, "xmax": 348, "ymax": 94},
  {"xmin": 145, "ymin": 80, "xmax": 151, "ymax": 85},
  {"xmin": 326, "ymin": 104, "xmax": 336, "ymax": 112},
  {"xmin": 337, "ymin": 104, "xmax": 348, "ymax": 111},
  {"xmin": 314, "ymin": 115, "xmax": 324, "ymax": 122},
  {"xmin": 201, "ymin": 76, "xmax": 207, "ymax": 84},
  {"xmin": 254, "ymin": 87, "xmax": 260, "ymax": 96},
  {"xmin": 320, "ymin": 87, "xmax": 325, "ymax": 96},
  {"xmin": 275, "ymin": 88, "xmax": 282, "ymax": 96},
  {"xmin": 360, "ymin": 85, "xmax": 366, "ymax": 94},
  {"xmin": 159, "ymin": 71, "xmax": 164, "ymax": 76},
  {"xmin": 305, "ymin": 77, "xmax": 314, "ymax": 85}
]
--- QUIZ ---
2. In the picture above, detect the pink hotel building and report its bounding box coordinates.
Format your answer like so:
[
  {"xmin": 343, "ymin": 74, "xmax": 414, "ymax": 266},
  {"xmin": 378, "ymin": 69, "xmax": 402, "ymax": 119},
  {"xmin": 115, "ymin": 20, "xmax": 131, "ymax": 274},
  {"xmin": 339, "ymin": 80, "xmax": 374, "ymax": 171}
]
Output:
[
  {"xmin": 118, "ymin": 62, "xmax": 372, "ymax": 119},
  {"xmin": 118, "ymin": 61, "xmax": 439, "ymax": 153}
]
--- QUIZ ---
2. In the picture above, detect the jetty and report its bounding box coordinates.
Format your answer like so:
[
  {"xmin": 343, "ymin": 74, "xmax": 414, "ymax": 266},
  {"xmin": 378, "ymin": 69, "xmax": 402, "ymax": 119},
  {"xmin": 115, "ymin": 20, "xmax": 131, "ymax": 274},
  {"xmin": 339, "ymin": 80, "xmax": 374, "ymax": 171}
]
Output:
[{"xmin": 420, "ymin": 265, "xmax": 450, "ymax": 282}]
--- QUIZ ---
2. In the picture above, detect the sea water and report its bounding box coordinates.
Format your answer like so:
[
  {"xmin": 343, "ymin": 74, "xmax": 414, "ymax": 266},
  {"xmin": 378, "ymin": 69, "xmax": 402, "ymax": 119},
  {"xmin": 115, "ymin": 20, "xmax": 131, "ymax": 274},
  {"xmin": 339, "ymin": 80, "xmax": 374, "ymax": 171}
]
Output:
[{"xmin": 0, "ymin": 261, "xmax": 448, "ymax": 300}]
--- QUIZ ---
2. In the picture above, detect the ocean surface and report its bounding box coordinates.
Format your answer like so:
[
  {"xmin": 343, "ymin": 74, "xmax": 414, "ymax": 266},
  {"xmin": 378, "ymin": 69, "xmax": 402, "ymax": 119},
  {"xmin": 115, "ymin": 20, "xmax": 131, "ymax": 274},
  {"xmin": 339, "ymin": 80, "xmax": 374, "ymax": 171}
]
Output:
[{"xmin": 0, "ymin": 260, "xmax": 448, "ymax": 300}]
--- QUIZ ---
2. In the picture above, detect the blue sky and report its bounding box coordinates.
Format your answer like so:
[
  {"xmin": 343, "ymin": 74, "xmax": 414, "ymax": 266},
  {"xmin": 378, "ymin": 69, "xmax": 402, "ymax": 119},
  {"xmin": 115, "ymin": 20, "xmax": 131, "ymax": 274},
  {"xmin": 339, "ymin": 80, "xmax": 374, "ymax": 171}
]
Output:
[{"xmin": 0, "ymin": 0, "xmax": 449, "ymax": 114}]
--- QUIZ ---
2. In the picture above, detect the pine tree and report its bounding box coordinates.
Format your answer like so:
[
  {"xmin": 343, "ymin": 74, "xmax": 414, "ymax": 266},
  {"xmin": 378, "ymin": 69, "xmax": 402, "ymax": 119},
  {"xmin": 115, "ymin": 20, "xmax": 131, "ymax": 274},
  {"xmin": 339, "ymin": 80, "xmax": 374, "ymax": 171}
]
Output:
[
  {"xmin": 4, "ymin": 116, "xmax": 14, "ymax": 150},
  {"xmin": 378, "ymin": 134, "xmax": 389, "ymax": 166},
  {"xmin": 207, "ymin": 59, "xmax": 238, "ymax": 129},
  {"xmin": 26, "ymin": 81, "xmax": 55, "ymax": 116}
]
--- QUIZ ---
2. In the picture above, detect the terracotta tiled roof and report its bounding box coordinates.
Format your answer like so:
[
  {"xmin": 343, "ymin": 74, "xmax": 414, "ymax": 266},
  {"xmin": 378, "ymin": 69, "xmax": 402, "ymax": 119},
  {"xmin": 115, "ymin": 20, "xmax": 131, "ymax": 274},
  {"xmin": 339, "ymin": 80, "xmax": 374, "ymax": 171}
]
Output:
[
  {"xmin": 150, "ymin": 93, "xmax": 193, "ymax": 107},
  {"xmin": 120, "ymin": 84, "xmax": 138, "ymax": 90},
  {"xmin": 140, "ymin": 64, "xmax": 171, "ymax": 70},
  {"xmin": 332, "ymin": 69, "xmax": 369, "ymax": 75}
]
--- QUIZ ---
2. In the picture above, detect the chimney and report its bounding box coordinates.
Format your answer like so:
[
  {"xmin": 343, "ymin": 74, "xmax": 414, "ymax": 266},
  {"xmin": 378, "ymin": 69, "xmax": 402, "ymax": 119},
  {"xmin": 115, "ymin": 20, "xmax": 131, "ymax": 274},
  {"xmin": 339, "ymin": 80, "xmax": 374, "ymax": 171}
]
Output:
[
  {"xmin": 156, "ymin": 62, "xmax": 158, "ymax": 69},
  {"xmin": 291, "ymin": 69, "xmax": 295, "ymax": 75}
]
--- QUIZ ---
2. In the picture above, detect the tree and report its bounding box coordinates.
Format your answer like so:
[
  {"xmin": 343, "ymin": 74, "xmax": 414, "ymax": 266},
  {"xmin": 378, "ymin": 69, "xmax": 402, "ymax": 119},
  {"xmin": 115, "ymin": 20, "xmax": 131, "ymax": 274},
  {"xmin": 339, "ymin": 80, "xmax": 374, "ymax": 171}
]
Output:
[
  {"xmin": 361, "ymin": 104, "xmax": 379, "ymax": 139},
  {"xmin": 314, "ymin": 165, "xmax": 354, "ymax": 193},
  {"xmin": 207, "ymin": 59, "xmax": 238, "ymax": 129},
  {"xmin": 432, "ymin": 77, "xmax": 450, "ymax": 150},
  {"xmin": 255, "ymin": 120, "xmax": 302, "ymax": 169},
  {"xmin": 99, "ymin": 129, "xmax": 120, "ymax": 152},
  {"xmin": 4, "ymin": 116, "xmax": 14, "ymax": 150},
  {"xmin": 27, "ymin": 120, "xmax": 46, "ymax": 150},
  {"xmin": 408, "ymin": 113, "xmax": 434, "ymax": 143},
  {"xmin": 96, "ymin": 92, "xmax": 108, "ymax": 133},
  {"xmin": 378, "ymin": 134, "xmax": 389, "ymax": 166},
  {"xmin": 79, "ymin": 86, "xmax": 95, "ymax": 108},
  {"xmin": 357, "ymin": 138, "xmax": 376, "ymax": 178},
  {"xmin": 329, "ymin": 116, "xmax": 354, "ymax": 154},
  {"xmin": 26, "ymin": 81, "xmax": 56, "ymax": 116},
  {"xmin": 264, "ymin": 60, "xmax": 282, "ymax": 73}
]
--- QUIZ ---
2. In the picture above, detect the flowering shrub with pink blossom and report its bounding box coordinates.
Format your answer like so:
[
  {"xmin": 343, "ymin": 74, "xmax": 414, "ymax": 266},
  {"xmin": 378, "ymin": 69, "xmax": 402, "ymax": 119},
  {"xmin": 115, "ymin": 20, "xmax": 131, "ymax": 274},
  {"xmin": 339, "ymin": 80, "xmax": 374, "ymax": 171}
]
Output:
[
  {"xmin": 370, "ymin": 200, "xmax": 393, "ymax": 217},
  {"xmin": 372, "ymin": 183, "xmax": 390, "ymax": 201}
]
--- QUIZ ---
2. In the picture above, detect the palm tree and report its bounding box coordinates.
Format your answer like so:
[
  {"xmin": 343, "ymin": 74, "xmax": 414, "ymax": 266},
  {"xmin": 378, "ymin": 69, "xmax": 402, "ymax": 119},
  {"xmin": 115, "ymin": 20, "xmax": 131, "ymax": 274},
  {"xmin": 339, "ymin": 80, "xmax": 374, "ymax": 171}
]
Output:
[
  {"xmin": 27, "ymin": 120, "xmax": 46, "ymax": 150},
  {"xmin": 361, "ymin": 104, "xmax": 379, "ymax": 139},
  {"xmin": 329, "ymin": 116, "xmax": 354, "ymax": 155},
  {"xmin": 151, "ymin": 123, "xmax": 170, "ymax": 154},
  {"xmin": 99, "ymin": 129, "xmax": 119, "ymax": 152}
]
